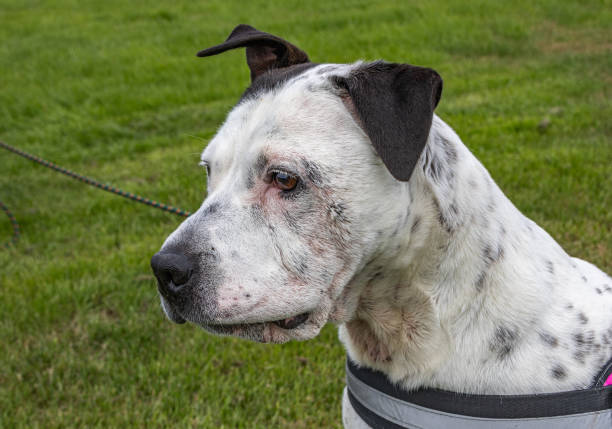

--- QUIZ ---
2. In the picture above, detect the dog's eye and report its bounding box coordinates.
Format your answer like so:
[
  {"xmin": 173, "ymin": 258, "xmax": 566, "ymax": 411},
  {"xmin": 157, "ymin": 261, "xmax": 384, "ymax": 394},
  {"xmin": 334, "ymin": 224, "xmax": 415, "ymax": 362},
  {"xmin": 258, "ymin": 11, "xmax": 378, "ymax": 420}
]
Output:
[{"xmin": 272, "ymin": 171, "xmax": 299, "ymax": 191}]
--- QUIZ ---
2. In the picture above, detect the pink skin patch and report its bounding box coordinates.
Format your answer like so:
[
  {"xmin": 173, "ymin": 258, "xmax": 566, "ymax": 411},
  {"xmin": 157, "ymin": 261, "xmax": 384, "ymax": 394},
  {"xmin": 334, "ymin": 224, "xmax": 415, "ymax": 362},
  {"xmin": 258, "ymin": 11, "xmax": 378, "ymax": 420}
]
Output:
[{"xmin": 605, "ymin": 373, "xmax": 612, "ymax": 387}]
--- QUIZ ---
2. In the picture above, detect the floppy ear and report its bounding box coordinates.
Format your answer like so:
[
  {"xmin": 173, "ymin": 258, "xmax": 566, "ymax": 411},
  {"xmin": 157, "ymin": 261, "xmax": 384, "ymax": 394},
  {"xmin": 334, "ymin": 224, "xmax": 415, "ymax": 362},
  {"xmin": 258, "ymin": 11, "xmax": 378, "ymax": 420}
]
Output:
[
  {"xmin": 197, "ymin": 24, "xmax": 310, "ymax": 82},
  {"xmin": 333, "ymin": 62, "xmax": 442, "ymax": 182}
]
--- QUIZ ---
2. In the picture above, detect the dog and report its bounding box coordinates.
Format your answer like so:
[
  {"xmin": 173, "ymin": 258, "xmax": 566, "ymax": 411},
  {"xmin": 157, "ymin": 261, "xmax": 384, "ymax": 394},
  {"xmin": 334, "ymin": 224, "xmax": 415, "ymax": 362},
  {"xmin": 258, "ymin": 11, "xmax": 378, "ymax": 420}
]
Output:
[{"xmin": 150, "ymin": 25, "xmax": 612, "ymax": 427}]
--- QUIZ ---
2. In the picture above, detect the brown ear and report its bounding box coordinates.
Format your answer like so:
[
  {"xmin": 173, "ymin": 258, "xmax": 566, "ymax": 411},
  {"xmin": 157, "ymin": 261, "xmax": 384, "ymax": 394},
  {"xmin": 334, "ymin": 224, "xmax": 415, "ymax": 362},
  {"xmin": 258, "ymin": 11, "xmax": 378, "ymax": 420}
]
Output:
[
  {"xmin": 197, "ymin": 24, "xmax": 310, "ymax": 82},
  {"xmin": 333, "ymin": 61, "xmax": 442, "ymax": 182}
]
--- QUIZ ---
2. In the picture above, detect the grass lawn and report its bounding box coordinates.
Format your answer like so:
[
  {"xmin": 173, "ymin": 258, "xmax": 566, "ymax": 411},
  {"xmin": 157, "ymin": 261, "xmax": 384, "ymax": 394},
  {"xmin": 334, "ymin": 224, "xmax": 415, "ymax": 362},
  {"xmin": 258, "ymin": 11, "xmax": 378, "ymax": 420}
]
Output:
[{"xmin": 0, "ymin": 0, "xmax": 610, "ymax": 427}]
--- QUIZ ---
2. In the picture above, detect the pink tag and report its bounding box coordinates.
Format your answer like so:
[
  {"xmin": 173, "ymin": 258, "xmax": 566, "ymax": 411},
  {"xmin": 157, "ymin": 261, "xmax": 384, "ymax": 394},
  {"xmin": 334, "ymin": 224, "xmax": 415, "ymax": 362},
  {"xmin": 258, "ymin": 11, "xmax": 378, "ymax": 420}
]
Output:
[{"xmin": 605, "ymin": 373, "xmax": 612, "ymax": 387}]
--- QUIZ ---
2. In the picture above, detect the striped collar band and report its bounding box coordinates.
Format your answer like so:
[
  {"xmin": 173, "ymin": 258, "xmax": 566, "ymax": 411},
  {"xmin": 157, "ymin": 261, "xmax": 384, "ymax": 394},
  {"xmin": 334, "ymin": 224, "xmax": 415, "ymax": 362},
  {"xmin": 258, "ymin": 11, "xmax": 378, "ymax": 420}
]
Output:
[{"xmin": 346, "ymin": 358, "xmax": 612, "ymax": 429}]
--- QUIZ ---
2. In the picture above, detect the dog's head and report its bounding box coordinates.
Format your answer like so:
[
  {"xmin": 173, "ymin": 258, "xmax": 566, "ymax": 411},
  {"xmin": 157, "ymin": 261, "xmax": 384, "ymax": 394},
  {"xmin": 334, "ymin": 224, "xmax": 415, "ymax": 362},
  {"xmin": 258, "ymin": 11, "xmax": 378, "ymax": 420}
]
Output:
[{"xmin": 151, "ymin": 25, "xmax": 442, "ymax": 343}]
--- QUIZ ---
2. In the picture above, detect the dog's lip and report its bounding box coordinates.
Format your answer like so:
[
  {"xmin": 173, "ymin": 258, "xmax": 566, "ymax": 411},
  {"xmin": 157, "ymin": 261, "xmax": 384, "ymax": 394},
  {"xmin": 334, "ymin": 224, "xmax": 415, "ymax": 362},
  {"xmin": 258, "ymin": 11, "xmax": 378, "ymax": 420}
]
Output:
[
  {"xmin": 272, "ymin": 313, "xmax": 310, "ymax": 330},
  {"xmin": 207, "ymin": 312, "xmax": 310, "ymax": 330}
]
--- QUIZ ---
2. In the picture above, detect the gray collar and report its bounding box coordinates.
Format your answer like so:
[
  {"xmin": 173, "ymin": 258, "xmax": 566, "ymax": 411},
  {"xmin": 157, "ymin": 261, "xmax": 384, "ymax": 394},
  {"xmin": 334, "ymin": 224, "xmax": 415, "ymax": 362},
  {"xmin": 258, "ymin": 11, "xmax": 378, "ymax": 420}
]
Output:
[{"xmin": 346, "ymin": 359, "xmax": 612, "ymax": 429}]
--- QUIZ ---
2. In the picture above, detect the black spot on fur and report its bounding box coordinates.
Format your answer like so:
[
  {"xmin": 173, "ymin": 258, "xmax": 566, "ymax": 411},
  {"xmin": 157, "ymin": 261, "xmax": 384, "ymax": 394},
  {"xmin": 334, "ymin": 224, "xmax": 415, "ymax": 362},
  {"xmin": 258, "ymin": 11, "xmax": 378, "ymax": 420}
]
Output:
[
  {"xmin": 411, "ymin": 216, "xmax": 421, "ymax": 234},
  {"xmin": 254, "ymin": 153, "xmax": 269, "ymax": 176},
  {"xmin": 551, "ymin": 365, "xmax": 567, "ymax": 380},
  {"xmin": 483, "ymin": 244, "xmax": 494, "ymax": 262},
  {"xmin": 582, "ymin": 275, "xmax": 588, "ymax": 283},
  {"xmin": 596, "ymin": 288, "xmax": 603, "ymax": 294},
  {"xmin": 539, "ymin": 332, "xmax": 559, "ymax": 347},
  {"xmin": 439, "ymin": 137, "xmax": 458, "ymax": 164},
  {"xmin": 433, "ymin": 199, "xmax": 454, "ymax": 234},
  {"xmin": 300, "ymin": 159, "xmax": 324, "ymax": 186},
  {"xmin": 328, "ymin": 202, "xmax": 349, "ymax": 225},
  {"xmin": 438, "ymin": 213, "xmax": 453, "ymax": 233},
  {"xmin": 574, "ymin": 332, "xmax": 585, "ymax": 347},
  {"xmin": 202, "ymin": 202, "xmax": 220, "ymax": 217},
  {"xmin": 446, "ymin": 170, "xmax": 455, "ymax": 184},
  {"xmin": 578, "ymin": 312, "xmax": 589, "ymax": 325},
  {"xmin": 449, "ymin": 202, "xmax": 459, "ymax": 216},
  {"xmin": 490, "ymin": 325, "xmax": 519, "ymax": 360},
  {"xmin": 475, "ymin": 272, "xmax": 487, "ymax": 292},
  {"xmin": 483, "ymin": 244, "xmax": 504, "ymax": 265},
  {"xmin": 566, "ymin": 303, "xmax": 574, "ymax": 310},
  {"xmin": 604, "ymin": 284, "xmax": 612, "ymax": 292},
  {"xmin": 545, "ymin": 260, "xmax": 554, "ymax": 275},
  {"xmin": 246, "ymin": 170, "xmax": 255, "ymax": 189},
  {"xmin": 572, "ymin": 330, "xmax": 599, "ymax": 364},
  {"xmin": 282, "ymin": 209, "xmax": 301, "ymax": 232},
  {"xmin": 429, "ymin": 154, "xmax": 444, "ymax": 182},
  {"xmin": 424, "ymin": 140, "xmax": 458, "ymax": 189}
]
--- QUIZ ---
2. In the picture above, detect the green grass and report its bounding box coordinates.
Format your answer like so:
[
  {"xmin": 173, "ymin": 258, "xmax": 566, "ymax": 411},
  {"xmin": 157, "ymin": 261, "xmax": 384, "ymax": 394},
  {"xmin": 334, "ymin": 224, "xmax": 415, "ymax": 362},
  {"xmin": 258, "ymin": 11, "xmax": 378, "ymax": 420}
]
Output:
[{"xmin": 1, "ymin": 0, "xmax": 610, "ymax": 427}]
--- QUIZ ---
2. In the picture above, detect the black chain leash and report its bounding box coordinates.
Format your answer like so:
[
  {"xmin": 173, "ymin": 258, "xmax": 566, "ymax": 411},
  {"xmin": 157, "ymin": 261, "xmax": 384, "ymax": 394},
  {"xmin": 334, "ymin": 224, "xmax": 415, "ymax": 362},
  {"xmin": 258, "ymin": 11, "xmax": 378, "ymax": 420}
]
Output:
[{"xmin": 1, "ymin": 140, "xmax": 191, "ymax": 248}]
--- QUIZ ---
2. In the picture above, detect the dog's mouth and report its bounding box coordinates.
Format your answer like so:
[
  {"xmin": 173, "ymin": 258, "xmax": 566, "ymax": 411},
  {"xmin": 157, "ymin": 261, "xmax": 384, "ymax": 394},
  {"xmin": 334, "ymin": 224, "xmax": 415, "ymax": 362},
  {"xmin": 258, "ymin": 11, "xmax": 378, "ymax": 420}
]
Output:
[
  {"xmin": 271, "ymin": 313, "xmax": 310, "ymax": 330},
  {"xmin": 207, "ymin": 312, "xmax": 310, "ymax": 330},
  {"xmin": 161, "ymin": 293, "xmax": 312, "ymax": 332}
]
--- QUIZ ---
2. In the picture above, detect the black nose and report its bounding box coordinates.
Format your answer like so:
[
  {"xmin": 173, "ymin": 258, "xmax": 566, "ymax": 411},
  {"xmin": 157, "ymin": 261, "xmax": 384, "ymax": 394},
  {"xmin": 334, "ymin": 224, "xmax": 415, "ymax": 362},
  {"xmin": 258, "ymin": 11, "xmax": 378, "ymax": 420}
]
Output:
[{"xmin": 151, "ymin": 252, "xmax": 193, "ymax": 296}]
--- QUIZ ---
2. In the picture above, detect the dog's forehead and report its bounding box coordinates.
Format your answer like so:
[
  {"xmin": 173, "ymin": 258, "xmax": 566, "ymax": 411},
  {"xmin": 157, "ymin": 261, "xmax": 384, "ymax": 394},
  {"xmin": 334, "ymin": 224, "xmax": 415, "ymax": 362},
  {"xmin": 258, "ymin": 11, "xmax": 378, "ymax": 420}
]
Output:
[{"xmin": 202, "ymin": 63, "xmax": 360, "ymax": 165}]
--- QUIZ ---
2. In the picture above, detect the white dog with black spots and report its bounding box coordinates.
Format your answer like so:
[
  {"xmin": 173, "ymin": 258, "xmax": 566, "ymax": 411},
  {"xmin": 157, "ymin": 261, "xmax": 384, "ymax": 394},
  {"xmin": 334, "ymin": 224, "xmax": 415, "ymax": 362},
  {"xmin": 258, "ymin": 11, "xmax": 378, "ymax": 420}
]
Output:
[{"xmin": 150, "ymin": 25, "xmax": 612, "ymax": 428}]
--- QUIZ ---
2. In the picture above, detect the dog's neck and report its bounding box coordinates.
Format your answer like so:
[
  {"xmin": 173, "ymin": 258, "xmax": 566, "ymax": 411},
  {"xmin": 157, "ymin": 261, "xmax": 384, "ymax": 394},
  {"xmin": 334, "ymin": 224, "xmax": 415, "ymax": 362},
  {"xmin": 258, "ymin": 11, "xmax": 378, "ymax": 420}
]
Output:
[{"xmin": 338, "ymin": 115, "xmax": 581, "ymax": 393}]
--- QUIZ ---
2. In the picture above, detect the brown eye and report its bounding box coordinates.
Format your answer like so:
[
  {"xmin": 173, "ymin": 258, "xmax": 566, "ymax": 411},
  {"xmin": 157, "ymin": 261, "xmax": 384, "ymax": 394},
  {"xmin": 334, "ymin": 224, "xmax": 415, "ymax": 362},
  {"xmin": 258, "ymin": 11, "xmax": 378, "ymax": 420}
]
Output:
[{"xmin": 272, "ymin": 171, "xmax": 299, "ymax": 191}]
